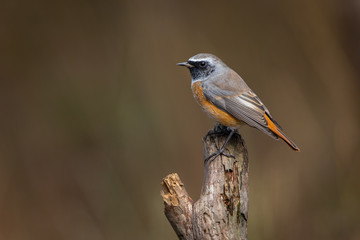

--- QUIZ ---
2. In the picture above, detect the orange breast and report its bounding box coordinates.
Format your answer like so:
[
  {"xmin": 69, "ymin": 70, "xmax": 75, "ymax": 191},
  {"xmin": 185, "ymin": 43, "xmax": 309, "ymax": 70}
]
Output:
[{"xmin": 191, "ymin": 81, "xmax": 243, "ymax": 127}]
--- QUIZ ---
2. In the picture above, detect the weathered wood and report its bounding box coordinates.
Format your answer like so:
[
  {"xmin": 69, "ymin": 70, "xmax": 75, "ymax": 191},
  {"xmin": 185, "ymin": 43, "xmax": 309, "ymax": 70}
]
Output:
[
  {"xmin": 161, "ymin": 173, "xmax": 194, "ymax": 240},
  {"xmin": 161, "ymin": 125, "xmax": 249, "ymax": 240}
]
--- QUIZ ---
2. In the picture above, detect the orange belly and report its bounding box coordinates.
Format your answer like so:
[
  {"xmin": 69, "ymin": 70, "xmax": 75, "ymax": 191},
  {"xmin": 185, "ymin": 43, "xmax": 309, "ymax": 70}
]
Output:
[{"xmin": 191, "ymin": 81, "xmax": 243, "ymax": 127}]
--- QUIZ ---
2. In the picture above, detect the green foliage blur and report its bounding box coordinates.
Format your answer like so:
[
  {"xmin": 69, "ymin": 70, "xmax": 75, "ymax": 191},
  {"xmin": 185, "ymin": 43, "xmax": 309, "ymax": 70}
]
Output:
[{"xmin": 1, "ymin": 0, "xmax": 359, "ymax": 239}]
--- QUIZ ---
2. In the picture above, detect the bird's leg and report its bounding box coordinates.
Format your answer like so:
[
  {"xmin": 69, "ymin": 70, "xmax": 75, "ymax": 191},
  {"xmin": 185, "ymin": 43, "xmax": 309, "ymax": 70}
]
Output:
[
  {"xmin": 204, "ymin": 123, "xmax": 228, "ymax": 138},
  {"xmin": 205, "ymin": 128, "xmax": 236, "ymax": 163}
]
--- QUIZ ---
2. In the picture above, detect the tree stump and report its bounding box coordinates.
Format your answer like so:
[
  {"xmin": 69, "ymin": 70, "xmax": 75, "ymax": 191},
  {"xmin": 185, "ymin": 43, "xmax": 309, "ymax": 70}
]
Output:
[{"xmin": 161, "ymin": 125, "xmax": 249, "ymax": 240}]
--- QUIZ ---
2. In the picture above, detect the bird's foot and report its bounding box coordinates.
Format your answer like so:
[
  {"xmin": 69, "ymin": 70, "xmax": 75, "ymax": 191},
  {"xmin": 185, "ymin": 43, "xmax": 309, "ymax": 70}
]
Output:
[
  {"xmin": 204, "ymin": 126, "xmax": 237, "ymax": 163},
  {"xmin": 205, "ymin": 124, "xmax": 232, "ymax": 139},
  {"xmin": 204, "ymin": 145, "xmax": 235, "ymax": 163}
]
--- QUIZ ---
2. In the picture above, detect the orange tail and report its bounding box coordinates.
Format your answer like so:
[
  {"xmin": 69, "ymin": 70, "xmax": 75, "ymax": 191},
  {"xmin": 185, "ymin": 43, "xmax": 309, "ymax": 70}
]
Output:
[{"xmin": 264, "ymin": 114, "xmax": 300, "ymax": 151}]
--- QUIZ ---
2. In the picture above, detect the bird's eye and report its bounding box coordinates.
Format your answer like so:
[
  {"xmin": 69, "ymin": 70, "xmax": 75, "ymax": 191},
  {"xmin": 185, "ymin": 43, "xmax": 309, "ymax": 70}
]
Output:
[{"xmin": 199, "ymin": 61, "xmax": 207, "ymax": 67}]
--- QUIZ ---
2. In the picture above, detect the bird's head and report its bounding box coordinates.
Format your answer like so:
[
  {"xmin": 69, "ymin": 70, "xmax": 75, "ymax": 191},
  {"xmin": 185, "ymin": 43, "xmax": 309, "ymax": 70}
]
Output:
[{"xmin": 177, "ymin": 53, "xmax": 228, "ymax": 82}]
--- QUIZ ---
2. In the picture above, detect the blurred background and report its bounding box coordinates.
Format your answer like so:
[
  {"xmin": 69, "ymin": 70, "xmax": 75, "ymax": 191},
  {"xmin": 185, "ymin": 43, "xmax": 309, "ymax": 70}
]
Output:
[{"xmin": 1, "ymin": 0, "xmax": 360, "ymax": 239}]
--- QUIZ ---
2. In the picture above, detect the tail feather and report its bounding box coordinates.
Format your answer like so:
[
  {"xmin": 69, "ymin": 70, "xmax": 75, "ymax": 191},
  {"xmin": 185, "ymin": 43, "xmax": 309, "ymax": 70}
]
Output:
[{"xmin": 264, "ymin": 114, "xmax": 300, "ymax": 151}]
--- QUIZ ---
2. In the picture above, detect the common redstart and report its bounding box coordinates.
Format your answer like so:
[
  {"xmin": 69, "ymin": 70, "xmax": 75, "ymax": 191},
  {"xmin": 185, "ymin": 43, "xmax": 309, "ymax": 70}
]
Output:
[{"xmin": 177, "ymin": 53, "xmax": 300, "ymax": 159}]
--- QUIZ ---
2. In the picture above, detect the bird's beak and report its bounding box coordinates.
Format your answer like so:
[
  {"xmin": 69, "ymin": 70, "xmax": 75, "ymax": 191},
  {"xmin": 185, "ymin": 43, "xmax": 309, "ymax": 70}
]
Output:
[{"xmin": 176, "ymin": 62, "xmax": 194, "ymax": 68}]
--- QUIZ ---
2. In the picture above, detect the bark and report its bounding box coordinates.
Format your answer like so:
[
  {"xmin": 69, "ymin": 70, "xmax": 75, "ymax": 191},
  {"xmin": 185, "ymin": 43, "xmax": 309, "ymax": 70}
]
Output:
[
  {"xmin": 161, "ymin": 125, "xmax": 249, "ymax": 240},
  {"xmin": 161, "ymin": 173, "xmax": 194, "ymax": 240}
]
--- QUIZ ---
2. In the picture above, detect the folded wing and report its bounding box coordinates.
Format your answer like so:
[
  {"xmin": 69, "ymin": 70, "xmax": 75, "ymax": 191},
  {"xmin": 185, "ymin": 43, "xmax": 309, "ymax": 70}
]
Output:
[{"xmin": 202, "ymin": 83, "xmax": 279, "ymax": 139}]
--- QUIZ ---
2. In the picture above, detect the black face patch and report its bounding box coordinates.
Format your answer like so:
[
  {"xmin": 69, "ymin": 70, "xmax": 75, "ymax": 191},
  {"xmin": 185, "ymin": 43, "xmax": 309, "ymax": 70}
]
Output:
[{"xmin": 187, "ymin": 60, "xmax": 215, "ymax": 80}]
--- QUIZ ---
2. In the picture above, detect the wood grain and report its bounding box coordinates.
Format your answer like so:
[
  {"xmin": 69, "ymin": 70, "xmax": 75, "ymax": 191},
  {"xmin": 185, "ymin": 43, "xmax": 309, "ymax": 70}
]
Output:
[{"xmin": 161, "ymin": 125, "xmax": 249, "ymax": 240}]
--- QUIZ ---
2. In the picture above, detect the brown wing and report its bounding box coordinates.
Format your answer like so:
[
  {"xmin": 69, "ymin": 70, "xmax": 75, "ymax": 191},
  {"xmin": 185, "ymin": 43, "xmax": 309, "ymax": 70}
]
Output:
[{"xmin": 202, "ymin": 81, "xmax": 279, "ymax": 139}]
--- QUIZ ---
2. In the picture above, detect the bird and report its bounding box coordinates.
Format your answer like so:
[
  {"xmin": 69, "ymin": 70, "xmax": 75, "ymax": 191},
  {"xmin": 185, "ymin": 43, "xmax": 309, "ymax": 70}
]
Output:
[{"xmin": 177, "ymin": 53, "xmax": 300, "ymax": 160}]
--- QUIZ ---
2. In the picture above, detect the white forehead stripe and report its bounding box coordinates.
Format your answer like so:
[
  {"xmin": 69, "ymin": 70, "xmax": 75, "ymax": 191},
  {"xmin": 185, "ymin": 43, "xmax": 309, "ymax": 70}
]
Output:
[
  {"xmin": 189, "ymin": 57, "xmax": 211, "ymax": 62},
  {"xmin": 188, "ymin": 58, "xmax": 217, "ymax": 66}
]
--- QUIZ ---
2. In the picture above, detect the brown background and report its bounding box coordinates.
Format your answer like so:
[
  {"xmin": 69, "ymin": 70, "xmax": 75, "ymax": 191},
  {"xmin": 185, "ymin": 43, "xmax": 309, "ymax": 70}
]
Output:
[{"xmin": 1, "ymin": 0, "xmax": 360, "ymax": 239}]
